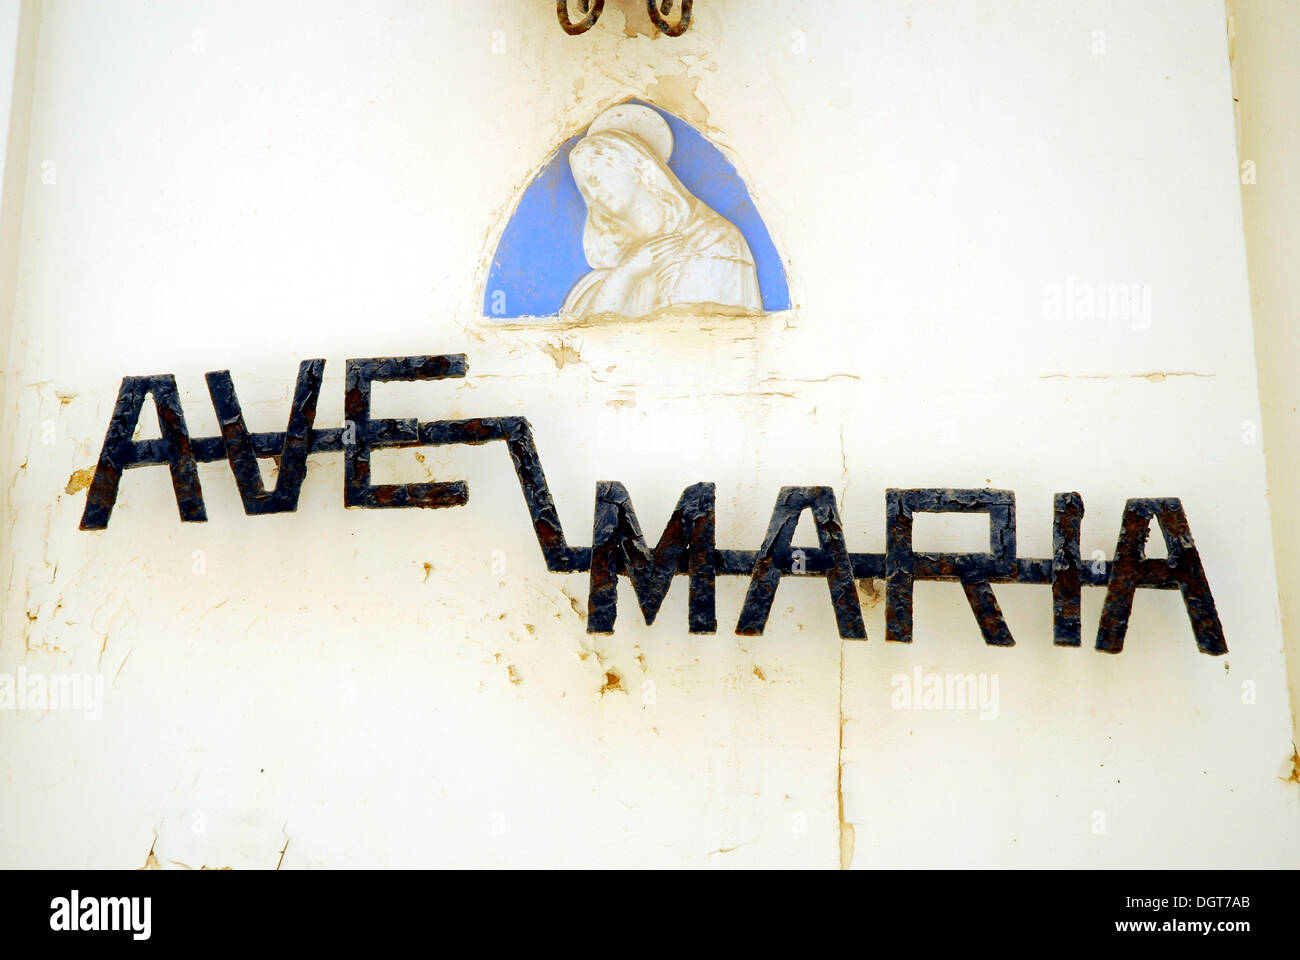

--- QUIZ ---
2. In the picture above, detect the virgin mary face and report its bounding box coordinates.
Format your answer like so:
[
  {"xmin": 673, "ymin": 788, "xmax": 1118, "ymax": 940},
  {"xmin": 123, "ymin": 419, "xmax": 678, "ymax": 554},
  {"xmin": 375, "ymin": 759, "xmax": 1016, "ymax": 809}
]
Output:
[
  {"xmin": 561, "ymin": 123, "xmax": 762, "ymax": 318},
  {"xmin": 569, "ymin": 136, "xmax": 644, "ymax": 220}
]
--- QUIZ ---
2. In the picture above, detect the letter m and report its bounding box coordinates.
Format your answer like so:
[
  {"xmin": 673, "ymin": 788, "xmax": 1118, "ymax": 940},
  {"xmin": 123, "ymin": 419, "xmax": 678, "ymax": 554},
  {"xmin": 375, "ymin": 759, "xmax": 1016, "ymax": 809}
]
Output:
[
  {"xmin": 587, "ymin": 482, "xmax": 716, "ymax": 634},
  {"xmin": 101, "ymin": 898, "xmax": 129, "ymax": 931}
]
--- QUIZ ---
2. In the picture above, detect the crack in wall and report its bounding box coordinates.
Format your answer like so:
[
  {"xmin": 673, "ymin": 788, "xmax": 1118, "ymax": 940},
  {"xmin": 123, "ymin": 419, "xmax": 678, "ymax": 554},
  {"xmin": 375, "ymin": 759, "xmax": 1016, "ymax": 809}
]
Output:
[{"xmin": 837, "ymin": 640, "xmax": 855, "ymax": 870}]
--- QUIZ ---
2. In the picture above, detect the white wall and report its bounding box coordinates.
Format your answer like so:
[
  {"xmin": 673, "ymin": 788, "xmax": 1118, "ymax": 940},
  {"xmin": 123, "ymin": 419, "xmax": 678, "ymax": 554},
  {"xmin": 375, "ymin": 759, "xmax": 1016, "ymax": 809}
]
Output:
[
  {"xmin": 1229, "ymin": 0, "xmax": 1300, "ymax": 748},
  {"xmin": 0, "ymin": 0, "xmax": 38, "ymax": 597},
  {"xmin": 0, "ymin": 0, "xmax": 1295, "ymax": 868}
]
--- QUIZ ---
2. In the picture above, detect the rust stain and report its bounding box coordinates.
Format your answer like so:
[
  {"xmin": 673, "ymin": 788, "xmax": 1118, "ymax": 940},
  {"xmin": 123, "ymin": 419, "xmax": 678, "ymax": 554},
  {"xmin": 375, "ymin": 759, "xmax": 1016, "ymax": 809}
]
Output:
[
  {"xmin": 507, "ymin": 664, "xmax": 523, "ymax": 685},
  {"xmin": 762, "ymin": 374, "xmax": 862, "ymax": 384},
  {"xmin": 24, "ymin": 638, "xmax": 68, "ymax": 659},
  {"xmin": 611, "ymin": 0, "xmax": 658, "ymax": 37},
  {"xmin": 540, "ymin": 339, "xmax": 582, "ymax": 370},
  {"xmin": 599, "ymin": 670, "xmax": 624, "ymax": 695},
  {"xmin": 752, "ymin": 665, "xmax": 767, "ymax": 681},
  {"xmin": 139, "ymin": 836, "xmax": 161, "ymax": 871},
  {"xmin": 113, "ymin": 649, "xmax": 133, "ymax": 684},
  {"xmin": 706, "ymin": 840, "xmax": 757, "ymax": 857},
  {"xmin": 560, "ymin": 588, "xmax": 586, "ymax": 621},
  {"xmin": 422, "ymin": 562, "xmax": 434, "ymax": 583},
  {"xmin": 666, "ymin": 391, "xmax": 796, "ymax": 400},
  {"xmin": 644, "ymin": 71, "xmax": 710, "ymax": 127},
  {"xmin": 1039, "ymin": 371, "xmax": 1214, "ymax": 382},
  {"xmin": 1286, "ymin": 745, "xmax": 1300, "ymax": 784},
  {"xmin": 65, "ymin": 467, "xmax": 95, "ymax": 495}
]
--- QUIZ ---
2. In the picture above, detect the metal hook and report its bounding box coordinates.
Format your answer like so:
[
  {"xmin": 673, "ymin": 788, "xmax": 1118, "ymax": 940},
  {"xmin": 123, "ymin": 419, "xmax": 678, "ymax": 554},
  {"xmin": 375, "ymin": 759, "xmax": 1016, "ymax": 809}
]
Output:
[
  {"xmin": 646, "ymin": 0, "xmax": 692, "ymax": 36},
  {"xmin": 557, "ymin": 0, "xmax": 605, "ymax": 35}
]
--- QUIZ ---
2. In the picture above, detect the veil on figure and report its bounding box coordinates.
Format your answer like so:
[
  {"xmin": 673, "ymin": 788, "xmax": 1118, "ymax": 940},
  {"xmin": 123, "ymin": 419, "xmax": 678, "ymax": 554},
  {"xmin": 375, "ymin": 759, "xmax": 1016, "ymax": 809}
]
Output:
[{"xmin": 561, "ymin": 104, "xmax": 762, "ymax": 319}]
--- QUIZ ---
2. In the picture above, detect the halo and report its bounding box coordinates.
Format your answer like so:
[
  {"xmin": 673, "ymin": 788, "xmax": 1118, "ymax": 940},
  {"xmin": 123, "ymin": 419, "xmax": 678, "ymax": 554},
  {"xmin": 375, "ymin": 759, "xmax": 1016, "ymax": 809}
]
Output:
[{"xmin": 585, "ymin": 103, "xmax": 674, "ymax": 165}]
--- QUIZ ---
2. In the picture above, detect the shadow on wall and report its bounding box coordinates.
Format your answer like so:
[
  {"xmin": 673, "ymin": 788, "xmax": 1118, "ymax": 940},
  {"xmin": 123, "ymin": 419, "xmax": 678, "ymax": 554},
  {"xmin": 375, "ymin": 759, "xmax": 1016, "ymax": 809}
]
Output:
[{"xmin": 484, "ymin": 99, "xmax": 790, "ymax": 319}]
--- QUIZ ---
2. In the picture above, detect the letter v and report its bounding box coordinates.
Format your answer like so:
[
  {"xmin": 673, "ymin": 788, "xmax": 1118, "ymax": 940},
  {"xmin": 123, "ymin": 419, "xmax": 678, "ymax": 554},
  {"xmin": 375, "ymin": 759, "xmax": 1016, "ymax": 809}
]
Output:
[{"xmin": 205, "ymin": 360, "xmax": 325, "ymax": 515}]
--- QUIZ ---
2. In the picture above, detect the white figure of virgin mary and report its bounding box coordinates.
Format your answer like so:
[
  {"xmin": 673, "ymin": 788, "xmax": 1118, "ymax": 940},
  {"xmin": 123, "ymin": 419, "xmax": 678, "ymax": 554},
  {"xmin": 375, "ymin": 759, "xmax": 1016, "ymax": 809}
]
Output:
[{"xmin": 561, "ymin": 104, "xmax": 763, "ymax": 319}]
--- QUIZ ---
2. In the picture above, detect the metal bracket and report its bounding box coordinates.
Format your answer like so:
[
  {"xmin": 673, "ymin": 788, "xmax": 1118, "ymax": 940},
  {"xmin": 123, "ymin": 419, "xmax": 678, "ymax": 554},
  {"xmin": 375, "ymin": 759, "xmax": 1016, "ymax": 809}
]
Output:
[{"xmin": 557, "ymin": 1, "xmax": 693, "ymax": 36}]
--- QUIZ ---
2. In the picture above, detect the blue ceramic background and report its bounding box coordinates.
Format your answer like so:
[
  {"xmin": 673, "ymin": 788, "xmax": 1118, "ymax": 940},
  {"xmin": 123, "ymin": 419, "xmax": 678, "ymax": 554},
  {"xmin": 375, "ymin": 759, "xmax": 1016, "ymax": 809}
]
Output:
[{"xmin": 484, "ymin": 101, "xmax": 789, "ymax": 318}]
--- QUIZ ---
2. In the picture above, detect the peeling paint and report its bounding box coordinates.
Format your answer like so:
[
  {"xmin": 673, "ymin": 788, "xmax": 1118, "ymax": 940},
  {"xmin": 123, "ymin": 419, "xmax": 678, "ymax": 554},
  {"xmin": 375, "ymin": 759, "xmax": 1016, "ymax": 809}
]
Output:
[
  {"xmin": 64, "ymin": 467, "xmax": 94, "ymax": 495},
  {"xmin": 539, "ymin": 339, "xmax": 583, "ymax": 370},
  {"xmin": 644, "ymin": 71, "xmax": 709, "ymax": 128},
  {"xmin": 855, "ymin": 577, "xmax": 885, "ymax": 609}
]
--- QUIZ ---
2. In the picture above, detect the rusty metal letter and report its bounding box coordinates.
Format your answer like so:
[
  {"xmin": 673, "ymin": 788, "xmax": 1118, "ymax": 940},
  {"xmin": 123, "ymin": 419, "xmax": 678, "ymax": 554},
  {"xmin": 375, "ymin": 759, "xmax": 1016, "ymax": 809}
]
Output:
[
  {"xmin": 205, "ymin": 360, "xmax": 325, "ymax": 515},
  {"xmin": 80, "ymin": 375, "xmax": 207, "ymax": 530},
  {"xmin": 1096, "ymin": 498, "xmax": 1227, "ymax": 655},
  {"xmin": 737, "ymin": 486, "xmax": 866, "ymax": 640},
  {"xmin": 885, "ymin": 489, "xmax": 1017, "ymax": 646},
  {"xmin": 588, "ymin": 481, "xmax": 717, "ymax": 634},
  {"xmin": 343, "ymin": 355, "xmax": 470, "ymax": 510}
]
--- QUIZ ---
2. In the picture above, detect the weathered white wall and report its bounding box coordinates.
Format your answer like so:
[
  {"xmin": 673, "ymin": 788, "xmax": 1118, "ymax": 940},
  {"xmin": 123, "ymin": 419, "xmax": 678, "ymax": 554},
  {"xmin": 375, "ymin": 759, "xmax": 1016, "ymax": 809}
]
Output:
[
  {"xmin": 0, "ymin": 0, "xmax": 38, "ymax": 609},
  {"xmin": 0, "ymin": 0, "xmax": 1295, "ymax": 868},
  {"xmin": 1228, "ymin": 0, "xmax": 1300, "ymax": 749}
]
